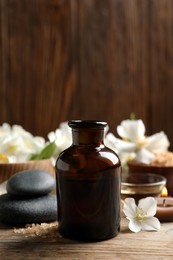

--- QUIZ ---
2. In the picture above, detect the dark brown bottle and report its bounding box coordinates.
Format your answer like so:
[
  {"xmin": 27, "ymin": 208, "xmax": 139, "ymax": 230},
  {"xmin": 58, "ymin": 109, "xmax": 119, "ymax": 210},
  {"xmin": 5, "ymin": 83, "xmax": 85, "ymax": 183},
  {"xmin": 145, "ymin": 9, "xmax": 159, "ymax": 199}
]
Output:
[{"xmin": 55, "ymin": 120, "xmax": 121, "ymax": 241}]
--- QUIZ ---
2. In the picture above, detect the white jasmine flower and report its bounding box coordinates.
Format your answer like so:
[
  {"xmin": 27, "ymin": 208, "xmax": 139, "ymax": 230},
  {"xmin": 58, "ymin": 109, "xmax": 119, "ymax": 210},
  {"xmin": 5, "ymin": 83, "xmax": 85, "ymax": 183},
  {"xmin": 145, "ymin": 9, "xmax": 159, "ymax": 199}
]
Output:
[
  {"xmin": 48, "ymin": 122, "xmax": 72, "ymax": 164},
  {"xmin": 105, "ymin": 132, "xmax": 135, "ymax": 154},
  {"xmin": 105, "ymin": 119, "xmax": 170, "ymax": 164},
  {"xmin": 135, "ymin": 148, "xmax": 155, "ymax": 164},
  {"xmin": 0, "ymin": 123, "xmax": 45, "ymax": 162},
  {"xmin": 0, "ymin": 123, "xmax": 11, "ymax": 138},
  {"xmin": 123, "ymin": 197, "xmax": 160, "ymax": 233},
  {"xmin": 145, "ymin": 132, "xmax": 170, "ymax": 152},
  {"xmin": 117, "ymin": 119, "xmax": 145, "ymax": 143},
  {"xmin": 104, "ymin": 132, "xmax": 136, "ymax": 164}
]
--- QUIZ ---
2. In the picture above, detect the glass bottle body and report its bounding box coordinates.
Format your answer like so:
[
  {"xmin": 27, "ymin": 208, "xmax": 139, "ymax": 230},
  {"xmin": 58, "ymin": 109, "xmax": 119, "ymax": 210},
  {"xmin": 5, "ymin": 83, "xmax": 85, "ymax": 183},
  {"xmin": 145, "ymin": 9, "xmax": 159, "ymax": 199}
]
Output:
[{"xmin": 56, "ymin": 121, "xmax": 121, "ymax": 241}]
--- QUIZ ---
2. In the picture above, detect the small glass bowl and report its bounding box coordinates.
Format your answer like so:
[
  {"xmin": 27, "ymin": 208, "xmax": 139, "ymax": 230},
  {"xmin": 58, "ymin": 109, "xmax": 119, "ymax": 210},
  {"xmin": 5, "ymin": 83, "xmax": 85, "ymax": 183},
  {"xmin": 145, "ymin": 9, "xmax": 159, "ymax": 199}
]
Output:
[
  {"xmin": 121, "ymin": 172, "xmax": 166, "ymax": 202},
  {"xmin": 128, "ymin": 161, "xmax": 173, "ymax": 196}
]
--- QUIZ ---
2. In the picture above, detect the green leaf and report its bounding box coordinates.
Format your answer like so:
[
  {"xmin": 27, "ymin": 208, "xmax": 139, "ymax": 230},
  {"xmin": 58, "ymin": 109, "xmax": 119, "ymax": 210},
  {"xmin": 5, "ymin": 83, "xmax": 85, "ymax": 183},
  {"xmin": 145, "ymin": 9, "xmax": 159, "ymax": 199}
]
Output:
[
  {"xmin": 130, "ymin": 112, "xmax": 136, "ymax": 120},
  {"xmin": 30, "ymin": 142, "xmax": 56, "ymax": 160}
]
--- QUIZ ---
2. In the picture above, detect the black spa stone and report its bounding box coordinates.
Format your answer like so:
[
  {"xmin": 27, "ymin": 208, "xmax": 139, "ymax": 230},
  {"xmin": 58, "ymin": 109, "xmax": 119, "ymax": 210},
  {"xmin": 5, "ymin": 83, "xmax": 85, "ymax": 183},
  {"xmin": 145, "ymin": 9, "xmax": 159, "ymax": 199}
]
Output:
[
  {"xmin": 6, "ymin": 169, "xmax": 55, "ymax": 196},
  {"xmin": 0, "ymin": 193, "xmax": 57, "ymax": 226}
]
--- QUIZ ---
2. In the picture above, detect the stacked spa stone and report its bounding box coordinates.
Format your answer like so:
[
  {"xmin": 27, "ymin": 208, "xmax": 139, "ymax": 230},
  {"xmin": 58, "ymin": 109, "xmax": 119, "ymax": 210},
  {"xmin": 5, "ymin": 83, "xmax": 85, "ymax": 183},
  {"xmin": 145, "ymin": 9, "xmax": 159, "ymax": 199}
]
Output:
[{"xmin": 0, "ymin": 170, "xmax": 57, "ymax": 226}]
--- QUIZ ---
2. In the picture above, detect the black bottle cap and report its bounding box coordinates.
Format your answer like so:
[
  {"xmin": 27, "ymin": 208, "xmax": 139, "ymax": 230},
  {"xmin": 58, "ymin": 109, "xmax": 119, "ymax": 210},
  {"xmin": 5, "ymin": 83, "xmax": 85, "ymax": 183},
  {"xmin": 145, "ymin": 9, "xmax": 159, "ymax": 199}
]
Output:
[{"xmin": 68, "ymin": 120, "xmax": 107, "ymax": 129}]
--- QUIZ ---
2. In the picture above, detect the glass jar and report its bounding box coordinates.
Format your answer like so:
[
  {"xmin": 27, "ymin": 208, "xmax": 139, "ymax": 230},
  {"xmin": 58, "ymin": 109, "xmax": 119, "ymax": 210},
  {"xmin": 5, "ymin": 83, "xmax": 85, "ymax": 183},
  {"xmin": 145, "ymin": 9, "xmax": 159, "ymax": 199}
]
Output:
[{"xmin": 55, "ymin": 120, "xmax": 121, "ymax": 241}]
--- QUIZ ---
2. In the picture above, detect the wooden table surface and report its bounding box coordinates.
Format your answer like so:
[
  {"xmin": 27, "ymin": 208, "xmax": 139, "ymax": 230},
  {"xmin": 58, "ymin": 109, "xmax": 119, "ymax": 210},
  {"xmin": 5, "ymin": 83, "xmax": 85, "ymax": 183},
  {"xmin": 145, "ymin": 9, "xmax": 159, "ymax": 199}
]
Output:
[{"xmin": 1, "ymin": 218, "xmax": 173, "ymax": 260}]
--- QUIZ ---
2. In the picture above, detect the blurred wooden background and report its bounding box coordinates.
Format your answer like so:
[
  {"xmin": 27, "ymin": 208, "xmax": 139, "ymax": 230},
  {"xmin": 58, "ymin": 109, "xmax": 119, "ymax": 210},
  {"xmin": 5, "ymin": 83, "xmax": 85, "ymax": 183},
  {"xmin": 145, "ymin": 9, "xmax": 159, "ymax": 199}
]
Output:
[{"xmin": 0, "ymin": 0, "xmax": 173, "ymax": 148}]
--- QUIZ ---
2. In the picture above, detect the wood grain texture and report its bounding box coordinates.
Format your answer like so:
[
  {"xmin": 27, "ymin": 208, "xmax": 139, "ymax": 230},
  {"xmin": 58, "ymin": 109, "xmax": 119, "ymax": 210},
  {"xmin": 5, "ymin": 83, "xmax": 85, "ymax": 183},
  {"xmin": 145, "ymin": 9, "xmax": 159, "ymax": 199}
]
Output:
[
  {"xmin": 149, "ymin": 0, "xmax": 173, "ymax": 146},
  {"xmin": 77, "ymin": 0, "xmax": 151, "ymax": 130},
  {"xmin": 0, "ymin": 0, "xmax": 173, "ymax": 148},
  {"xmin": 1, "ymin": 218, "xmax": 173, "ymax": 259},
  {"xmin": 0, "ymin": 0, "xmax": 76, "ymax": 137}
]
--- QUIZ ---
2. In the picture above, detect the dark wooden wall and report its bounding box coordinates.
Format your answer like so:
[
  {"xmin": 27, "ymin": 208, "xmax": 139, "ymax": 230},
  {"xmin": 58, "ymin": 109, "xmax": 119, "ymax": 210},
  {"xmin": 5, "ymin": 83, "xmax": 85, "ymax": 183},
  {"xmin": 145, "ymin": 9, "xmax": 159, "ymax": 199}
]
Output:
[{"xmin": 0, "ymin": 0, "xmax": 173, "ymax": 148}]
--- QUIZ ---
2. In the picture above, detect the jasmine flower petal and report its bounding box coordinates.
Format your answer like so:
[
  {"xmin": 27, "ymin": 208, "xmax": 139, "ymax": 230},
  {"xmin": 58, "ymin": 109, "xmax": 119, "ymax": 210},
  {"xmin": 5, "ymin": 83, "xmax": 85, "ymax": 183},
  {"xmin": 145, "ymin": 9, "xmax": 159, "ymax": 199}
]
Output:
[
  {"xmin": 141, "ymin": 217, "xmax": 160, "ymax": 231},
  {"xmin": 47, "ymin": 122, "xmax": 72, "ymax": 164},
  {"xmin": 118, "ymin": 152, "xmax": 136, "ymax": 164},
  {"xmin": 117, "ymin": 119, "xmax": 145, "ymax": 142},
  {"xmin": 105, "ymin": 133, "xmax": 136, "ymax": 153},
  {"xmin": 123, "ymin": 198, "xmax": 137, "ymax": 218},
  {"xmin": 138, "ymin": 197, "xmax": 157, "ymax": 217},
  {"xmin": 146, "ymin": 131, "xmax": 170, "ymax": 152},
  {"xmin": 135, "ymin": 148, "xmax": 155, "ymax": 164},
  {"xmin": 128, "ymin": 218, "xmax": 142, "ymax": 233},
  {"xmin": 104, "ymin": 133, "xmax": 119, "ymax": 154}
]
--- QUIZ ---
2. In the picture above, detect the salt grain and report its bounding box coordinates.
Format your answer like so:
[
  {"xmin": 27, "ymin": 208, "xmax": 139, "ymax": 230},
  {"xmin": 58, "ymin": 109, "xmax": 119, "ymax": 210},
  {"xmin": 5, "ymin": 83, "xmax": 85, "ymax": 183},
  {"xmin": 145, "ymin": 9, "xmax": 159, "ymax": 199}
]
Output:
[
  {"xmin": 14, "ymin": 222, "xmax": 58, "ymax": 238},
  {"xmin": 151, "ymin": 151, "xmax": 173, "ymax": 166}
]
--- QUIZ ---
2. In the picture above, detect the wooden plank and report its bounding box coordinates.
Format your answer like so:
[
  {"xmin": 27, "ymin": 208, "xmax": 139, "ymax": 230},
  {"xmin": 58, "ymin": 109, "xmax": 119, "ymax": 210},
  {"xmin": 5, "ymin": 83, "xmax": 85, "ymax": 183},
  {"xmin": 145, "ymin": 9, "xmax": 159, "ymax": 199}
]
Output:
[
  {"xmin": 0, "ymin": 219, "xmax": 173, "ymax": 259},
  {"xmin": 0, "ymin": 0, "xmax": 173, "ymax": 148},
  {"xmin": 148, "ymin": 0, "xmax": 173, "ymax": 146},
  {"xmin": 0, "ymin": 0, "xmax": 75, "ymax": 137},
  {"xmin": 0, "ymin": 0, "xmax": 9, "ymax": 121},
  {"xmin": 77, "ymin": 0, "xmax": 151, "ymax": 132}
]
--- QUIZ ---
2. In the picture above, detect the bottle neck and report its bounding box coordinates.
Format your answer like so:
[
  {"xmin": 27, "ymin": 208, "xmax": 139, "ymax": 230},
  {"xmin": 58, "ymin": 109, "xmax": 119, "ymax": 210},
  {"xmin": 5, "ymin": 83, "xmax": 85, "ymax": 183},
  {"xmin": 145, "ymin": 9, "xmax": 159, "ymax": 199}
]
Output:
[{"xmin": 72, "ymin": 128, "xmax": 104, "ymax": 146}]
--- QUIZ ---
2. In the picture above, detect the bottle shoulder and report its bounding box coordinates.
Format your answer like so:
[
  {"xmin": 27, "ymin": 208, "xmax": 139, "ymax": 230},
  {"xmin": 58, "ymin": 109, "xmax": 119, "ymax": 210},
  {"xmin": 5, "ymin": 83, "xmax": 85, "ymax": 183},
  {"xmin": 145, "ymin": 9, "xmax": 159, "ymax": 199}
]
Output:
[{"xmin": 56, "ymin": 145, "xmax": 121, "ymax": 171}]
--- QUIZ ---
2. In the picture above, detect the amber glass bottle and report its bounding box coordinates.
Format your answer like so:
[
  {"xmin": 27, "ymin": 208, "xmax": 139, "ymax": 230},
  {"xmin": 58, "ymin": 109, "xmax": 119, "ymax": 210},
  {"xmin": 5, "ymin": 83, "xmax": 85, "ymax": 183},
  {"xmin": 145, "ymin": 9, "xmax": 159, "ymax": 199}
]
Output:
[{"xmin": 55, "ymin": 120, "xmax": 121, "ymax": 241}]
